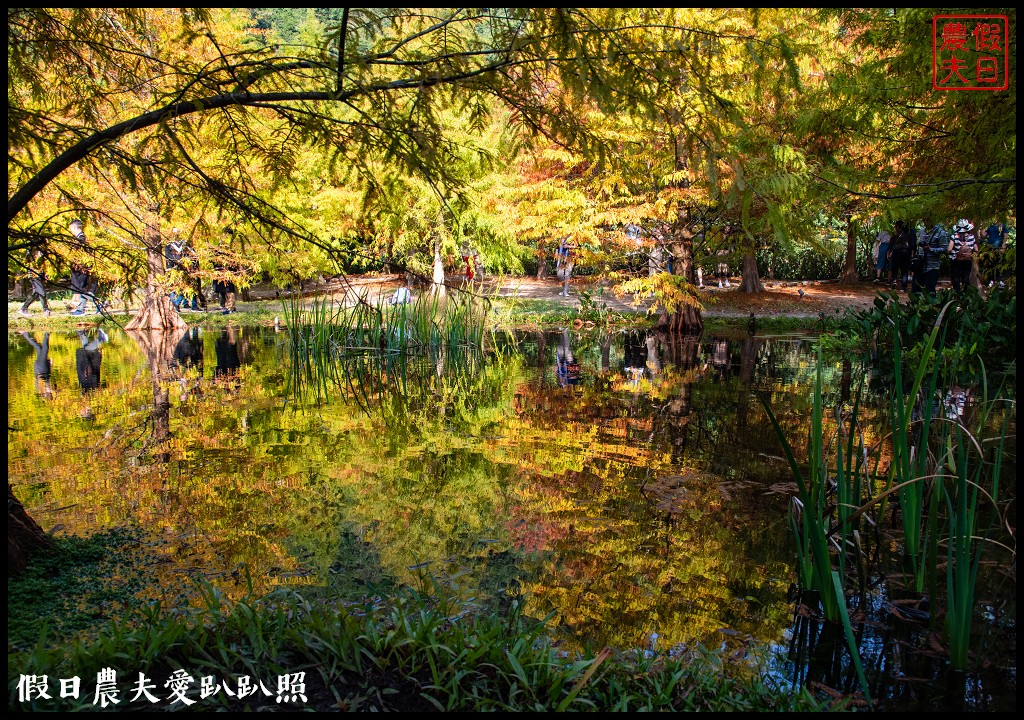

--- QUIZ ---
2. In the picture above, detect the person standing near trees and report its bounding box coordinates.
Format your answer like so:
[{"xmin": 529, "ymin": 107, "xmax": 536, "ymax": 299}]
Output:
[
  {"xmin": 212, "ymin": 250, "xmax": 238, "ymax": 314},
  {"xmin": 715, "ymin": 247, "xmax": 731, "ymax": 288},
  {"xmin": 165, "ymin": 228, "xmax": 186, "ymax": 311},
  {"xmin": 982, "ymin": 220, "xmax": 1007, "ymax": 288},
  {"xmin": 911, "ymin": 222, "xmax": 949, "ymax": 294},
  {"xmin": 174, "ymin": 230, "xmax": 205, "ymax": 311},
  {"xmin": 555, "ymin": 236, "xmax": 575, "ymax": 297},
  {"xmin": 872, "ymin": 225, "xmax": 892, "ymax": 284},
  {"xmin": 888, "ymin": 221, "xmax": 914, "ymax": 291},
  {"xmin": 184, "ymin": 239, "xmax": 206, "ymax": 311},
  {"xmin": 947, "ymin": 219, "xmax": 977, "ymax": 291}
]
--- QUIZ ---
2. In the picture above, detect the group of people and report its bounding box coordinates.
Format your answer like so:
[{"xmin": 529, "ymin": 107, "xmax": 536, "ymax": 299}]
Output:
[
  {"xmin": 17, "ymin": 219, "xmax": 106, "ymax": 317},
  {"xmin": 16, "ymin": 220, "xmax": 246, "ymax": 319},
  {"xmin": 166, "ymin": 229, "xmax": 241, "ymax": 315},
  {"xmin": 872, "ymin": 218, "xmax": 1009, "ymax": 294}
]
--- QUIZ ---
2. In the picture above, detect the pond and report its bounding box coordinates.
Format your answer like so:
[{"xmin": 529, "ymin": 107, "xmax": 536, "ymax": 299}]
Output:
[{"xmin": 8, "ymin": 324, "xmax": 1015, "ymax": 712}]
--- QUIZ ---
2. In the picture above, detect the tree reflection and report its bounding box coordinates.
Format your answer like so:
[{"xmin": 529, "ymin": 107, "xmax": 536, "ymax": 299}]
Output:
[{"xmin": 127, "ymin": 326, "xmax": 185, "ymax": 458}]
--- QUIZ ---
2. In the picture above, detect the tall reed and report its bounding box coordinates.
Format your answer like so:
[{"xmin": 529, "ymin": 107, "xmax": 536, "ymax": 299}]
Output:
[
  {"xmin": 282, "ymin": 288, "xmax": 491, "ymax": 409},
  {"xmin": 939, "ymin": 367, "xmax": 1014, "ymax": 671},
  {"xmin": 760, "ymin": 348, "xmax": 842, "ymax": 622}
]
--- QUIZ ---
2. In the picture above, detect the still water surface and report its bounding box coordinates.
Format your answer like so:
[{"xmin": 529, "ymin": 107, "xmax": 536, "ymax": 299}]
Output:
[{"xmin": 8, "ymin": 325, "xmax": 1014, "ymax": 711}]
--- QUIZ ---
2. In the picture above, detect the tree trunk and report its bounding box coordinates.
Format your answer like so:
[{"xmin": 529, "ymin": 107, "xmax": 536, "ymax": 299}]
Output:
[
  {"xmin": 125, "ymin": 212, "xmax": 187, "ymax": 332},
  {"xmin": 738, "ymin": 251, "xmax": 764, "ymax": 293},
  {"xmin": 8, "ymin": 483, "xmax": 52, "ymax": 576},
  {"xmin": 536, "ymin": 248, "xmax": 547, "ymax": 279},
  {"xmin": 969, "ymin": 256, "xmax": 982, "ymax": 290},
  {"xmin": 838, "ymin": 215, "xmax": 860, "ymax": 284},
  {"xmin": 656, "ymin": 214, "xmax": 703, "ymax": 335}
]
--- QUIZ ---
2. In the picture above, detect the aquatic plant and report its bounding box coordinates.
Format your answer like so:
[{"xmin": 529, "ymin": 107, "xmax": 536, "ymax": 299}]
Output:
[{"xmin": 820, "ymin": 288, "xmax": 1016, "ymax": 382}]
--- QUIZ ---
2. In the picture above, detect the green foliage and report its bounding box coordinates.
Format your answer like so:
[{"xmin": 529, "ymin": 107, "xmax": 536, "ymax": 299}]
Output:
[
  {"xmin": 753, "ymin": 240, "xmax": 864, "ymax": 281},
  {"xmin": 614, "ymin": 272, "xmax": 702, "ymax": 318},
  {"xmin": 762, "ymin": 313, "xmax": 1015, "ymax": 680},
  {"xmin": 9, "ymin": 580, "xmax": 833, "ymax": 712},
  {"xmin": 822, "ymin": 289, "xmax": 1016, "ymax": 382},
  {"xmin": 575, "ymin": 286, "xmax": 612, "ymax": 326}
]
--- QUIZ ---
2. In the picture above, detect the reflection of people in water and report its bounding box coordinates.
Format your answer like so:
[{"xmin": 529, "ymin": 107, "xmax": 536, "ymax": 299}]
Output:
[
  {"xmin": 623, "ymin": 330, "xmax": 647, "ymax": 387},
  {"xmin": 173, "ymin": 327, "xmax": 204, "ymax": 373},
  {"xmin": 172, "ymin": 327, "xmax": 205, "ymax": 401},
  {"xmin": 942, "ymin": 385, "xmax": 971, "ymax": 422},
  {"xmin": 214, "ymin": 326, "xmax": 241, "ymax": 380},
  {"xmin": 710, "ymin": 338, "xmax": 730, "ymax": 380},
  {"xmin": 76, "ymin": 328, "xmax": 108, "ymax": 393},
  {"xmin": 555, "ymin": 329, "xmax": 581, "ymax": 388},
  {"xmin": 21, "ymin": 331, "xmax": 55, "ymax": 400}
]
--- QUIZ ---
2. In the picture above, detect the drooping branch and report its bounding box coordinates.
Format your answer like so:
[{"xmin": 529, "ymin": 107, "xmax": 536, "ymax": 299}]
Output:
[
  {"xmin": 336, "ymin": 7, "xmax": 349, "ymax": 96},
  {"xmin": 8, "ymin": 47, "xmax": 539, "ymax": 225}
]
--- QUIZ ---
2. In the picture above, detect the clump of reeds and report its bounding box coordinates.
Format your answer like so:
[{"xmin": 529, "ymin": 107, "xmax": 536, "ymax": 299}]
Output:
[
  {"xmin": 281, "ymin": 290, "xmax": 490, "ymax": 405},
  {"xmin": 762, "ymin": 299, "xmax": 1015, "ymax": 685}
]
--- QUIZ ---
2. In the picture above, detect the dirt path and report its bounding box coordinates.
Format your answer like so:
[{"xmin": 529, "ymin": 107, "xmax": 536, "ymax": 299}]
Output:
[{"xmin": 257, "ymin": 273, "xmax": 888, "ymax": 319}]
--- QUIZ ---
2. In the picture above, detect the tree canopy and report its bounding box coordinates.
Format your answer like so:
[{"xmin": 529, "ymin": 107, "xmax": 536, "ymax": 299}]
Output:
[{"xmin": 7, "ymin": 8, "xmax": 1016, "ymax": 313}]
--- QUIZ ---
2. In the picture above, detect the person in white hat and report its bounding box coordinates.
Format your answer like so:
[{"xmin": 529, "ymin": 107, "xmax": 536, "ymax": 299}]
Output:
[{"xmin": 947, "ymin": 219, "xmax": 977, "ymax": 291}]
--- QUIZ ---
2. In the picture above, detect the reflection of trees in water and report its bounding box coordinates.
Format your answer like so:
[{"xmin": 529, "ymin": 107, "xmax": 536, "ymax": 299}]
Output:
[{"xmin": 127, "ymin": 326, "xmax": 185, "ymax": 458}]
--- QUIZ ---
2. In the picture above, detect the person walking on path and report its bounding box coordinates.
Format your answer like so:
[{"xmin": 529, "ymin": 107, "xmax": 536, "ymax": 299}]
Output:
[
  {"xmin": 69, "ymin": 261, "xmax": 103, "ymax": 315},
  {"xmin": 18, "ymin": 248, "xmax": 51, "ymax": 317},
  {"xmin": 68, "ymin": 219, "xmax": 105, "ymax": 315},
  {"xmin": 948, "ymin": 219, "xmax": 978, "ymax": 292}
]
